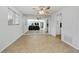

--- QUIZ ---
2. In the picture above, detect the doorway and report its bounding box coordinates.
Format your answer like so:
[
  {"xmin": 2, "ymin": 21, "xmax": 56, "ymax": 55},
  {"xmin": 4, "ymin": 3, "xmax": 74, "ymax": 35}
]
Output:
[
  {"xmin": 56, "ymin": 13, "xmax": 62, "ymax": 39},
  {"xmin": 24, "ymin": 18, "xmax": 48, "ymax": 35}
]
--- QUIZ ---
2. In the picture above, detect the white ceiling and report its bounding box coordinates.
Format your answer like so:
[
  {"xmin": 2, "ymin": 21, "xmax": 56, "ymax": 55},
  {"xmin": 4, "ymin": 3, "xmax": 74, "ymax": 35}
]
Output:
[{"xmin": 14, "ymin": 6, "xmax": 64, "ymax": 15}]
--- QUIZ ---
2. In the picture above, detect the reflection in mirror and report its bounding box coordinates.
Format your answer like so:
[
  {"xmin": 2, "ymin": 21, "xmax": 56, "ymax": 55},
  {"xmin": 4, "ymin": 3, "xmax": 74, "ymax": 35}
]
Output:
[{"xmin": 8, "ymin": 8, "xmax": 20, "ymax": 25}]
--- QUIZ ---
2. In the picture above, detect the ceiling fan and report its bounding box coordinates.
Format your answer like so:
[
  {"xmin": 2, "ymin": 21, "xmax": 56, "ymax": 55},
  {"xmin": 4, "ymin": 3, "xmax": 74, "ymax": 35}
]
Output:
[{"xmin": 33, "ymin": 6, "xmax": 51, "ymax": 16}]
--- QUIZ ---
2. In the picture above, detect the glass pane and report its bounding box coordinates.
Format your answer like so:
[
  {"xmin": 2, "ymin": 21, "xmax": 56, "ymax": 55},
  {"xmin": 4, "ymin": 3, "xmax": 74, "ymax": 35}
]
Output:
[{"xmin": 8, "ymin": 8, "xmax": 19, "ymax": 25}]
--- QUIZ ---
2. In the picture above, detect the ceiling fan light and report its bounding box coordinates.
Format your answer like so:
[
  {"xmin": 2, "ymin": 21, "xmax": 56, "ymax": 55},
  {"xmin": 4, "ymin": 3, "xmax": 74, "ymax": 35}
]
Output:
[{"xmin": 39, "ymin": 10, "xmax": 45, "ymax": 15}]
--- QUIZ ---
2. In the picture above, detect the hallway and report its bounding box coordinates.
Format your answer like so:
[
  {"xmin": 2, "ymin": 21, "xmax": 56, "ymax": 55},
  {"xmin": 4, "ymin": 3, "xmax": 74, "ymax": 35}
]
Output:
[
  {"xmin": 0, "ymin": 6, "xmax": 79, "ymax": 53},
  {"xmin": 2, "ymin": 31, "xmax": 79, "ymax": 53}
]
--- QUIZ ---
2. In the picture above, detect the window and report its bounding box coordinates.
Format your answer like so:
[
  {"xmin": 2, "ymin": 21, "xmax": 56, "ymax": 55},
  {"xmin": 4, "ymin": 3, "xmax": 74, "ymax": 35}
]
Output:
[{"xmin": 8, "ymin": 8, "xmax": 19, "ymax": 25}]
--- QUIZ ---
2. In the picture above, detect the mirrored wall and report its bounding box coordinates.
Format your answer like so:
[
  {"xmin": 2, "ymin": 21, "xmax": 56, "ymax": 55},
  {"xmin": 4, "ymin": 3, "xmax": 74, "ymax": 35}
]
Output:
[{"xmin": 8, "ymin": 8, "xmax": 20, "ymax": 25}]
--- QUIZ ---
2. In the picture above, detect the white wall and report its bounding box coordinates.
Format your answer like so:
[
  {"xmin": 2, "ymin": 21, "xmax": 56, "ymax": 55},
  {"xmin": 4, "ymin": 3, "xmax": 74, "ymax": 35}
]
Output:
[
  {"xmin": 48, "ymin": 13, "xmax": 58, "ymax": 36},
  {"xmin": 22, "ymin": 16, "xmax": 28, "ymax": 33},
  {"xmin": 59, "ymin": 7, "xmax": 79, "ymax": 49},
  {"xmin": 0, "ymin": 6, "xmax": 24, "ymax": 52},
  {"xmin": 48, "ymin": 7, "xmax": 79, "ymax": 49}
]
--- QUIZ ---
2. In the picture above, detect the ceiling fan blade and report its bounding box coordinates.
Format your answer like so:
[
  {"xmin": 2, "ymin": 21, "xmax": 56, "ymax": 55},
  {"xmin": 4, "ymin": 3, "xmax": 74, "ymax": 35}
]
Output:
[
  {"xmin": 33, "ymin": 7, "xmax": 40, "ymax": 11},
  {"xmin": 46, "ymin": 6, "xmax": 50, "ymax": 9},
  {"xmin": 42, "ymin": 6, "xmax": 50, "ymax": 10},
  {"xmin": 33, "ymin": 6, "xmax": 52, "ymax": 16}
]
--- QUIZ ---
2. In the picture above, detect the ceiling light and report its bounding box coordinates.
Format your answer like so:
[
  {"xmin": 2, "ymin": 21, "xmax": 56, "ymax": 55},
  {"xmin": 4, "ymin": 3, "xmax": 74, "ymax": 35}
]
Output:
[
  {"xmin": 39, "ymin": 10, "xmax": 45, "ymax": 15},
  {"xmin": 33, "ymin": 6, "xmax": 51, "ymax": 16}
]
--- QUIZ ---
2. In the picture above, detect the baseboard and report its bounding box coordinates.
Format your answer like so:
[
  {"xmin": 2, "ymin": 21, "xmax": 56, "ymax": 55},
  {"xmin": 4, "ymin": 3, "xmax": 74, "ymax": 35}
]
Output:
[
  {"xmin": 23, "ymin": 30, "xmax": 28, "ymax": 34},
  {"xmin": 51, "ymin": 34, "xmax": 56, "ymax": 37},
  {"xmin": 56, "ymin": 34, "xmax": 61, "ymax": 36},
  {"xmin": 62, "ymin": 39, "xmax": 79, "ymax": 50},
  {"xmin": 0, "ymin": 32, "xmax": 25, "ymax": 53}
]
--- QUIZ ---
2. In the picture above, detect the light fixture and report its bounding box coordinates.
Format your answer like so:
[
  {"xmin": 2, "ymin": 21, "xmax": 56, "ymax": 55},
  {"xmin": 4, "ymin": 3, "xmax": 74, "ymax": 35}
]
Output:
[
  {"xmin": 33, "ymin": 6, "xmax": 50, "ymax": 16},
  {"xmin": 39, "ymin": 10, "xmax": 45, "ymax": 15}
]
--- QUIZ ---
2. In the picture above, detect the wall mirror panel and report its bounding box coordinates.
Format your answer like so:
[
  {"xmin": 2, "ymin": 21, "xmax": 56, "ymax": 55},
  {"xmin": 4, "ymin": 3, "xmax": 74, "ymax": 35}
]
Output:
[{"xmin": 8, "ymin": 8, "xmax": 20, "ymax": 25}]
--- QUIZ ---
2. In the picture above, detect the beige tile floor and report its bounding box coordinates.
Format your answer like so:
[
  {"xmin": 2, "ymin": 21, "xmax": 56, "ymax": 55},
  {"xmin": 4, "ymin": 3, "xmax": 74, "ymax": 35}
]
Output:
[{"xmin": 2, "ymin": 31, "xmax": 79, "ymax": 53}]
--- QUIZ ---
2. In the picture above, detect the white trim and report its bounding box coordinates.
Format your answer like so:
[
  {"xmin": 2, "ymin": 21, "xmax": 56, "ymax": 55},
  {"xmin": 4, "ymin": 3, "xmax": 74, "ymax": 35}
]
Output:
[
  {"xmin": 62, "ymin": 39, "xmax": 79, "ymax": 50},
  {"xmin": 0, "ymin": 30, "xmax": 28, "ymax": 52},
  {"xmin": 0, "ymin": 32, "xmax": 25, "ymax": 52},
  {"xmin": 23, "ymin": 30, "xmax": 28, "ymax": 35}
]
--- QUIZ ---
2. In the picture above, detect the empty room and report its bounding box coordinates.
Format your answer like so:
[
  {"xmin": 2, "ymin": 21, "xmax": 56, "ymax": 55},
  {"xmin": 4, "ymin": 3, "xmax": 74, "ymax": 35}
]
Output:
[{"xmin": 0, "ymin": 6, "xmax": 79, "ymax": 53}]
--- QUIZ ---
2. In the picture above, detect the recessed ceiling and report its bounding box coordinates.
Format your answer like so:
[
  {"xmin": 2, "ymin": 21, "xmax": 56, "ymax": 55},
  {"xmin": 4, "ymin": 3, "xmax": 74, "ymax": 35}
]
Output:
[{"xmin": 14, "ymin": 6, "xmax": 64, "ymax": 15}]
